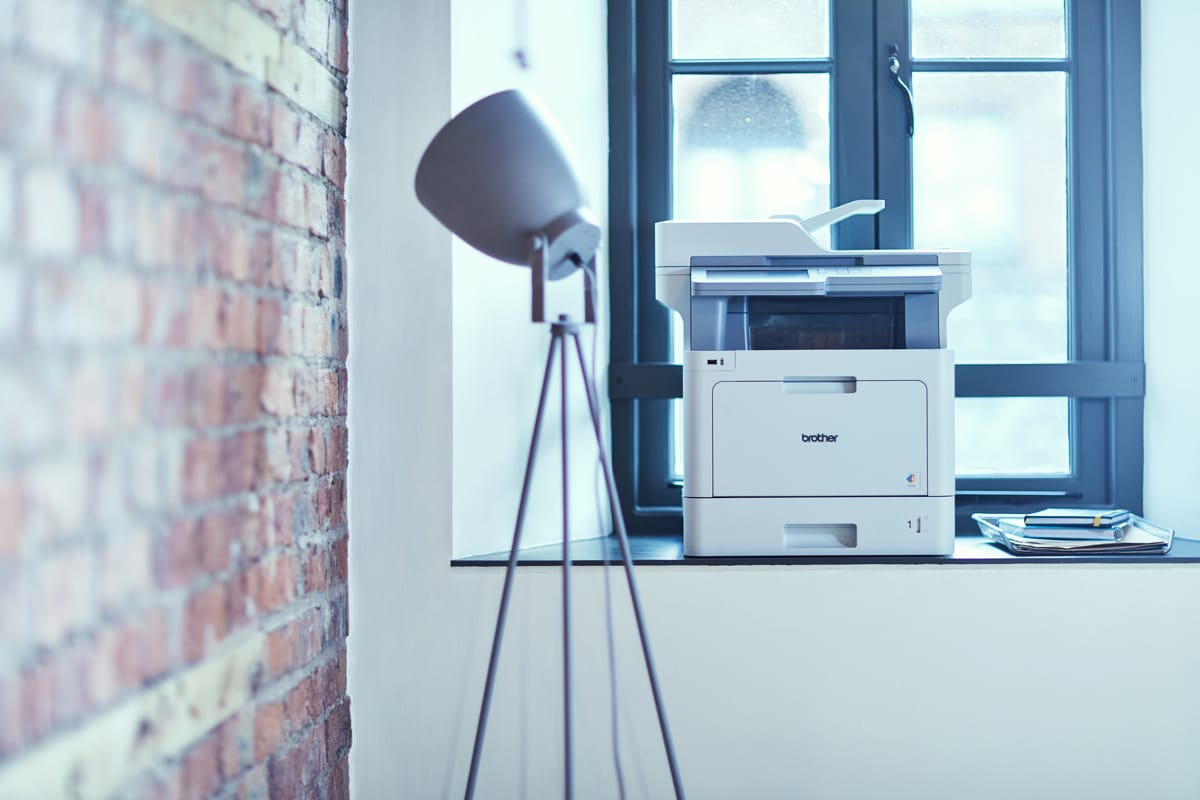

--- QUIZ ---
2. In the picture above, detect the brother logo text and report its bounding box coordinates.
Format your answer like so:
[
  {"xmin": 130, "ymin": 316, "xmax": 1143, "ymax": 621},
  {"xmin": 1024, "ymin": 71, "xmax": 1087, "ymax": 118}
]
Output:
[{"xmin": 801, "ymin": 433, "xmax": 839, "ymax": 443}]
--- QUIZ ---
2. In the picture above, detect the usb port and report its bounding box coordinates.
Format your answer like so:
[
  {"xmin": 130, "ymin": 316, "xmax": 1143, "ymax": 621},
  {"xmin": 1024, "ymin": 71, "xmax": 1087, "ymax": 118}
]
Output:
[{"xmin": 706, "ymin": 359, "xmax": 718, "ymax": 365}]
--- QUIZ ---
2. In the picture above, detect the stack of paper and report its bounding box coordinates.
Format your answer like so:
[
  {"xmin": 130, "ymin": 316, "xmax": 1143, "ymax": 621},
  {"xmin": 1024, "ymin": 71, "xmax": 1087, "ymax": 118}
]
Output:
[{"xmin": 973, "ymin": 512, "xmax": 1174, "ymax": 555}]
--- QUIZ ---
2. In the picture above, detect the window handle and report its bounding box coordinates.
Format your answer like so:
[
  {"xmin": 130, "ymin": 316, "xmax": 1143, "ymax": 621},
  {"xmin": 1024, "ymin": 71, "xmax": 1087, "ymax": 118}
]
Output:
[{"xmin": 887, "ymin": 44, "xmax": 915, "ymax": 137}]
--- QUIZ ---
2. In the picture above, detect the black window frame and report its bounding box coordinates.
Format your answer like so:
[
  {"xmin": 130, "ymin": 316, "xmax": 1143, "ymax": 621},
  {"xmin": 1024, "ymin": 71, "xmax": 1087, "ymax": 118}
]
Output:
[{"xmin": 607, "ymin": 0, "xmax": 1145, "ymax": 535}]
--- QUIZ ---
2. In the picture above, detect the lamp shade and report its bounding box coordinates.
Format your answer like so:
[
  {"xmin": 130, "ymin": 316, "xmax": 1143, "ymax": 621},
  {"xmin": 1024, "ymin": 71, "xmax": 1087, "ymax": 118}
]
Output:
[{"xmin": 415, "ymin": 90, "xmax": 600, "ymax": 280}]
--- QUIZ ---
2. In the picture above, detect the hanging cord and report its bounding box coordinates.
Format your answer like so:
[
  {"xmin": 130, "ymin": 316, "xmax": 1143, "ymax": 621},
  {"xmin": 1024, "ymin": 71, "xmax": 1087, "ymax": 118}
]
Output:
[
  {"xmin": 888, "ymin": 44, "xmax": 915, "ymax": 137},
  {"xmin": 513, "ymin": 0, "xmax": 529, "ymax": 68},
  {"xmin": 579, "ymin": 259, "xmax": 627, "ymax": 799}
]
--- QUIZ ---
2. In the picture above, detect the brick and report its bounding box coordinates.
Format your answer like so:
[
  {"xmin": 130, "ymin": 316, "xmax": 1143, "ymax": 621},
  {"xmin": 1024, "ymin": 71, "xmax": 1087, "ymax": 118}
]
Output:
[
  {"xmin": 269, "ymin": 492, "xmax": 297, "ymax": 548},
  {"xmin": 33, "ymin": 269, "xmax": 141, "ymax": 346},
  {"xmin": 325, "ymin": 756, "xmax": 349, "ymax": 800},
  {"xmin": 0, "ymin": 362, "xmax": 61, "ymax": 457},
  {"xmin": 78, "ymin": 183, "xmax": 109, "ymax": 256},
  {"xmin": 185, "ymin": 364, "xmax": 227, "ymax": 428},
  {"xmin": 330, "ymin": 477, "xmax": 346, "ymax": 528},
  {"xmin": 65, "ymin": 356, "xmax": 113, "ymax": 439},
  {"xmin": 261, "ymin": 362, "xmax": 295, "ymax": 417},
  {"xmin": 27, "ymin": 454, "xmax": 89, "ymax": 541},
  {"xmin": 224, "ymin": 292, "xmax": 260, "ymax": 353},
  {"xmin": 0, "ymin": 61, "xmax": 59, "ymax": 154},
  {"xmin": 203, "ymin": 139, "xmax": 248, "ymax": 208},
  {"xmin": 0, "ymin": 155, "xmax": 13, "ymax": 251},
  {"xmin": 249, "ymin": 551, "xmax": 297, "ymax": 614},
  {"xmin": 99, "ymin": 527, "xmax": 154, "ymax": 613},
  {"xmin": 321, "ymin": 134, "xmax": 345, "ymax": 191},
  {"xmin": 0, "ymin": 477, "xmax": 24, "ymax": 558},
  {"xmin": 22, "ymin": 0, "xmax": 88, "ymax": 67},
  {"xmin": 267, "ymin": 726, "xmax": 325, "ymax": 799},
  {"xmin": 267, "ymin": 38, "xmax": 343, "ymax": 128},
  {"xmin": 18, "ymin": 658, "xmax": 55, "ymax": 745},
  {"xmin": 56, "ymin": 86, "xmax": 116, "ymax": 164},
  {"xmin": 275, "ymin": 168, "xmax": 308, "ymax": 231},
  {"xmin": 34, "ymin": 546, "xmax": 94, "ymax": 647},
  {"xmin": 182, "ymin": 581, "xmax": 228, "ymax": 663},
  {"xmin": 302, "ymin": 544, "xmax": 328, "ymax": 594},
  {"xmin": 236, "ymin": 764, "xmax": 270, "ymax": 800},
  {"xmin": 258, "ymin": 297, "xmax": 283, "ymax": 354},
  {"xmin": 327, "ymin": 14, "xmax": 348, "ymax": 74},
  {"xmin": 228, "ymin": 363, "xmax": 266, "ymax": 424},
  {"xmin": 317, "ymin": 651, "xmax": 346, "ymax": 706},
  {"xmin": 118, "ymin": 104, "xmax": 168, "ymax": 182},
  {"xmin": 105, "ymin": 20, "xmax": 160, "ymax": 97},
  {"xmin": 187, "ymin": 284, "xmax": 224, "ymax": 349},
  {"xmin": 282, "ymin": 672, "xmax": 316, "ymax": 734},
  {"xmin": 300, "ymin": 0, "xmax": 330, "ymax": 54},
  {"xmin": 181, "ymin": 733, "xmax": 222, "ymax": 800},
  {"xmin": 19, "ymin": 166, "xmax": 78, "ymax": 258},
  {"xmin": 218, "ymin": 712, "xmax": 251, "ymax": 780},
  {"xmin": 306, "ymin": 182, "xmax": 329, "ymax": 238},
  {"xmin": 184, "ymin": 436, "xmax": 221, "ymax": 503},
  {"xmin": 271, "ymin": 99, "xmax": 322, "ymax": 175},
  {"xmin": 308, "ymin": 427, "xmax": 327, "ymax": 474},
  {"xmin": 0, "ymin": 569, "xmax": 29, "ymax": 666},
  {"xmin": 287, "ymin": 427, "xmax": 310, "ymax": 479},
  {"xmin": 328, "ymin": 426, "xmax": 347, "ymax": 471},
  {"xmin": 254, "ymin": 700, "xmax": 284, "ymax": 763},
  {"xmin": 324, "ymin": 700, "xmax": 350, "ymax": 760},
  {"xmin": 230, "ymin": 83, "xmax": 271, "ymax": 146},
  {"xmin": 245, "ymin": 153, "xmax": 279, "ymax": 222},
  {"xmin": 331, "ymin": 537, "xmax": 347, "ymax": 583}
]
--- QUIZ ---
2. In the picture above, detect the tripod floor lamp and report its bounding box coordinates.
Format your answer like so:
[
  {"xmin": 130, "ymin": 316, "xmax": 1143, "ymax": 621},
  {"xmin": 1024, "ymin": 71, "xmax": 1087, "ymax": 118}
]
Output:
[{"xmin": 415, "ymin": 90, "xmax": 685, "ymax": 799}]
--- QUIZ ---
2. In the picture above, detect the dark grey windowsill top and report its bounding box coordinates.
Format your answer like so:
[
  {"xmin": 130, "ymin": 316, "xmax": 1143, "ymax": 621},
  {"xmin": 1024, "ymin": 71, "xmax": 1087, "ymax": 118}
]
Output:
[{"xmin": 452, "ymin": 533, "xmax": 1200, "ymax": 567}]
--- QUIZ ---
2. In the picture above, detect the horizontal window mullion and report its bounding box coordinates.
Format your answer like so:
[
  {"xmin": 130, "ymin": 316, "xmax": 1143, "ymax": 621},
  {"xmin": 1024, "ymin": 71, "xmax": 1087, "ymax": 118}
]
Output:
[
  {"xmin": 956, "ymin": 362, "xmax": 1144, "ymax": 397},
  {"xmin": 669, "ymin": 60, "xmax": 832, "ymax": 75},
  {"xmin": 609, "ymin": 361, "xmax": 1145, "ymax": 400},
  {"xmin": 910, "ymin": 59, "xmax": 1070, "ymax": 73}
]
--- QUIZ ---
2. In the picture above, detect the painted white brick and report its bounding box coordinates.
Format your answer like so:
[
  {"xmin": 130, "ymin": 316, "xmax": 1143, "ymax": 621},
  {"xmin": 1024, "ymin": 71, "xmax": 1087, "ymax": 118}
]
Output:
[
  {"xmin": 0, "ymin": 361, "xmax": 62, "ymax": 456},
  {"xmin": 0, "ymin": 154, "xmax": 12, "ymax": 250},
  {"xmin": 301, "ymin": 0, "xmax": 330, "ymax": 52},
  {"xmin": 22, "ymin": 0, "xmax": 85, "ymax": 67},
  {"xmin": 0, "ymin": 266, "xmax": 19, "ymax": 342},
  {"xmin": 21, "ymin": 167, "xmax": 78, "ymax": 258},
  {"xmin": 0, "ymin": 633, "xmax": 265, "ymax": 799},
  {"xmin": 27, "ymin": 452, "xmax": 90, "ymax": 538}
]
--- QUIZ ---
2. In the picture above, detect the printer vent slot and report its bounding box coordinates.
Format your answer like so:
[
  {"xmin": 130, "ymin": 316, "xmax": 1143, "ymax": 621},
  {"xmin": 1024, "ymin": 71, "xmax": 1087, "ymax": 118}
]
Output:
[{"xmin": 746, "ymin": 297, "xmax": 905, "ymax": 350}]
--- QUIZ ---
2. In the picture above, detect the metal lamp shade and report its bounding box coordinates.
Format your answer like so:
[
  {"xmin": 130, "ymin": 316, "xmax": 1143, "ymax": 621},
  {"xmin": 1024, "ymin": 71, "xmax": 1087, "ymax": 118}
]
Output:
[{"xmin": 415, "ymin": 90, "xmax": 599, "ymax": 280}]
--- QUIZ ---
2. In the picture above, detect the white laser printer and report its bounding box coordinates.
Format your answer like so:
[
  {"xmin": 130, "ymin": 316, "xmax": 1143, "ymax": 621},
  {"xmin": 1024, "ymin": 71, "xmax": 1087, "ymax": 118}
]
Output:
[{"xmin": 656, "ymin": 200, "xmax": 971, "ymax": 556}]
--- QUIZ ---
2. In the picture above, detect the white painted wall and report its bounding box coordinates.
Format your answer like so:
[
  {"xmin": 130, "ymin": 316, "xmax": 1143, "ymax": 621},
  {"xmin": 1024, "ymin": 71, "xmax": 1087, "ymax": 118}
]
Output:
[
  {"xmin": 448, "ymin": 0, "xmax": 612, "ymax": 559},
  {"xmin": 349, "ymin": 2, "xmax": 1200, "ymax": 798},
  {"xmin": 1142, "ymin": 0, "xmax": 1200, "ymax": 533}
]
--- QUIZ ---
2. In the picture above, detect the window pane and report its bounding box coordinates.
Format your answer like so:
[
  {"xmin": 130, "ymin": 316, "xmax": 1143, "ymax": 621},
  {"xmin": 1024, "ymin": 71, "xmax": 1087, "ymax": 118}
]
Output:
[
  {"xmin": 913, "ymin": 71, "xmax": 1067, "ymax": 364},
  {"xmin": 911, "ymin": 0, "xmax": 1066, "ymax": 59},
  {"xmin": 956, "ymin": 398, "xmax": 1070, "ymax": 475},
  {"xmin": 672, "ymin": 74, "xmax": 831, "ymax": 228},
  {"xmin": 671, "ymin": 0, "xmax": 829, "ymax": 61}
]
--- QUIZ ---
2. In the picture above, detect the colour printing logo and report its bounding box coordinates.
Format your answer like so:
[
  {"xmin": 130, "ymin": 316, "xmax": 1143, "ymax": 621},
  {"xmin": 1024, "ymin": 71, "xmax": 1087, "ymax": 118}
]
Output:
[{"xmin": 905, "ymin": 472, "xmax": 920, "ymax": 486}]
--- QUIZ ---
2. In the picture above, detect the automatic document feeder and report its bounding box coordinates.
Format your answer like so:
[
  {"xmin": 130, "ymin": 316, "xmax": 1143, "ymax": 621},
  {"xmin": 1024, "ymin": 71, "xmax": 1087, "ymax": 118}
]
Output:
[{"xmin": 656, "ymin": 201, "xmax": 971, "ymax": 556}]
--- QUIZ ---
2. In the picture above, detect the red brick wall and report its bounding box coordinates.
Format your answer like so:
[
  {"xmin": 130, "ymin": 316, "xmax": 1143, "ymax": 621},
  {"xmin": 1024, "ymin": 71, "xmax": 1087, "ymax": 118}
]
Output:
[{"xmin": 0, "ymin": 0, "xmax": 350, "ymax": 796}]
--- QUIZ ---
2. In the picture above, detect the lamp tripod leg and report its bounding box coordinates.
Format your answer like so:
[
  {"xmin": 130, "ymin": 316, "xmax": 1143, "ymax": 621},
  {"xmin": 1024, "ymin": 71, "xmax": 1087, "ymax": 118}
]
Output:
[
  {"xmin": 569, "ymin": 333, "xmax": 686, "ymax": 800},
  {"xmin": 559, "ymin": 330, "xmax": 573, "ymax": 800},
  {"xmin": 464, "ymin": 334, "xmax": 561, "ymax": 800}
]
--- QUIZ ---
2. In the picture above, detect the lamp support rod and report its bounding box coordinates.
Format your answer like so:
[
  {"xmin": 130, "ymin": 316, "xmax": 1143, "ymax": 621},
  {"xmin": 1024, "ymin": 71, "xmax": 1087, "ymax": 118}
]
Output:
[{"xmin": 463, "ymin": 317, "xmax": 685, "ymax": 800}]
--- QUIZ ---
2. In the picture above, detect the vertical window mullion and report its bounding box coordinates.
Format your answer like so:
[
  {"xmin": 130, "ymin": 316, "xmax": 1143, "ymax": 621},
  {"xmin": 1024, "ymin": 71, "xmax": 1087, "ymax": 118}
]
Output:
[
  {"xmin": 831, "ymin": 0, "xmax": 879, "ymax": 250},
  {"xmin": 873, "ymin": 0, "xmax": 914, "ymax": 249}
]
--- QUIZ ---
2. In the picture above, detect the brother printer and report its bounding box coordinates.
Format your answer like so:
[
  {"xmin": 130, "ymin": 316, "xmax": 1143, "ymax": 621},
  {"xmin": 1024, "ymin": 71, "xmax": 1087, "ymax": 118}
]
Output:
[{"xmin": 656, "ymin": 200, "xmax": 971, "ymax": 556}]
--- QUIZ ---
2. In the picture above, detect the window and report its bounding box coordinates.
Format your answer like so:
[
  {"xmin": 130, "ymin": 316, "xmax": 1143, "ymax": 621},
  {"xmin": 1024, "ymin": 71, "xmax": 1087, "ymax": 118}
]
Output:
[{"xmin": 607, "ymin": 0, "xmax": 1144, "ymax": 533}]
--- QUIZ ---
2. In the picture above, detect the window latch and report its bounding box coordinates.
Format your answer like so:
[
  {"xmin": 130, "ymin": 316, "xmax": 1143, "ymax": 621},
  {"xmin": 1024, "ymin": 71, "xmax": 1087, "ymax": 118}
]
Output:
[{"xmin": 887, "ymin": 44, "xmax": 915, "ymax": 137}]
